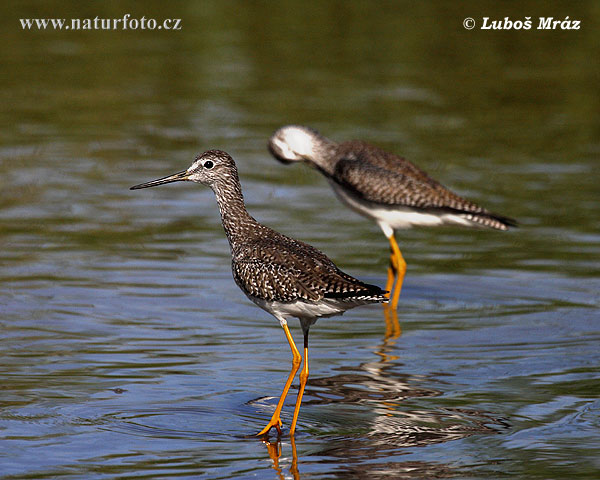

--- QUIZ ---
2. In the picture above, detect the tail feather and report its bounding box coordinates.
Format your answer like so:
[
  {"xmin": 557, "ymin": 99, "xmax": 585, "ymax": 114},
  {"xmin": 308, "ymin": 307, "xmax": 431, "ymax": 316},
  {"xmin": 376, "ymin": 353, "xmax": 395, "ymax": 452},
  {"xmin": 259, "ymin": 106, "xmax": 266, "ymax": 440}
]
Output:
[
  {"xmin": 460, "ymin": 211, "xmax": 517, "ymax": 231},
  {"xmin": 324, "ymin": 281, "xmax": 387, "ymax": 301}
]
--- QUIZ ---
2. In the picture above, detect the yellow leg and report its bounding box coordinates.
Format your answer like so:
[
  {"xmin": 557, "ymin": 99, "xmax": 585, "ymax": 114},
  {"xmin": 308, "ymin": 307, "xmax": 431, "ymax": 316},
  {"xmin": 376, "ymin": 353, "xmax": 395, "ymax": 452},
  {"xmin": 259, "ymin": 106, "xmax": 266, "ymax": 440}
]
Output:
[
  {"xmin": 257, "ymin": 320, "xmax": 301, "ymax": 436},
  {"xmin": 289, "ymin": 341, "xmax": 309, "ymax": 436},
  {"xmin": 388, "ymin": 233, "xmax": 407, "ymax": 311},
  {"xmin": 384, "ymin": 253, "xmax": 396, "ymax": 299}
]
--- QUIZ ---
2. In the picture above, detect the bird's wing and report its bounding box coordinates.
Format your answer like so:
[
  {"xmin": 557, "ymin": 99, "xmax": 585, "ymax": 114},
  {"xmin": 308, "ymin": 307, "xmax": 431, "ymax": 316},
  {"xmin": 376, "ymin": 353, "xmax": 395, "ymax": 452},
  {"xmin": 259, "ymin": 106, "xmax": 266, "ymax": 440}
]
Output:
[
  {"xmin": 232, "ymin": 237, "xmax": 385, "ymax": 303},
  {"xmin": 233, "ymin": 257, "xmax": 320, "ymax": 302},
  {"xmin": 332, "ymin": 157, "xmax": 489, "ymax": 213},
  {"xmin": 338, "ymin": 141, "xmax": 439, "ymax": 185}
]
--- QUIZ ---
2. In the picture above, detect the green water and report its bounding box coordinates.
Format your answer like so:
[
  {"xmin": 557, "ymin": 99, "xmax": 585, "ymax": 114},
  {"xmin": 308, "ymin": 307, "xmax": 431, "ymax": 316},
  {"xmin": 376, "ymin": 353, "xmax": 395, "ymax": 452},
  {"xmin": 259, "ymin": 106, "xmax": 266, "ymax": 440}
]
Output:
[{"xmin": 1, "ymin": 1, "xmax": 599, "ymax": 479}]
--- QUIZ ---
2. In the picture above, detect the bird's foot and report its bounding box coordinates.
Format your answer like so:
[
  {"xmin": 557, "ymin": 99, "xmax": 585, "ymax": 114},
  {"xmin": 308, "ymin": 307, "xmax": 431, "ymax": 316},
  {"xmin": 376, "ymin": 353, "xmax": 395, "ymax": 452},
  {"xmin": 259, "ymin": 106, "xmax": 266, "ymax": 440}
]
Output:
[{"xmin": 257, "ymin": 416, "xmax": 283, "ymax": 436}]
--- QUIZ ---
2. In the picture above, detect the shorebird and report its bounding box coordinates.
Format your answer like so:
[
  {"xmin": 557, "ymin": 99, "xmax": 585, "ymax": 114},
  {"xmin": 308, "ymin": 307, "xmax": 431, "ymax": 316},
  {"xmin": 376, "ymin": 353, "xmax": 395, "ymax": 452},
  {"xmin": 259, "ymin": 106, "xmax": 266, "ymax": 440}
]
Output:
[
  {"xmin": 268, "ymin": 125, "xmax": 516, "ymax": 310},
  {"xmin": 130, "ymin": 150, "xmax": 387, "ymax": 436}
]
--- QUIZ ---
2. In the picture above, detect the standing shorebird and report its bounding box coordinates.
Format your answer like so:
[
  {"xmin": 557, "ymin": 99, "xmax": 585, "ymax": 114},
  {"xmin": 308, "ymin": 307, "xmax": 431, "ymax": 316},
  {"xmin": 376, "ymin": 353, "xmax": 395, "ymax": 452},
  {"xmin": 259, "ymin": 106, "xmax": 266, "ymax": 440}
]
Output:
[
  {"xmin": 130, "ymin": 150, "xmax": 386, "ymax": 436},
  {"xmin": 268, "ymin": 126, "xmax": 516, "ymax": 310}
]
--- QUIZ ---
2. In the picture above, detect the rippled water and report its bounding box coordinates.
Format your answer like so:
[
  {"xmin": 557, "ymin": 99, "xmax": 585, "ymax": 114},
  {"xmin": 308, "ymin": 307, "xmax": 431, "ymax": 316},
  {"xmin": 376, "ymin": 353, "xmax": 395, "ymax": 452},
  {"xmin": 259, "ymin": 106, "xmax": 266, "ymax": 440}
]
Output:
[{"xmin": 1, "ymin": 1, "xmax": 599, "ymax": 479}]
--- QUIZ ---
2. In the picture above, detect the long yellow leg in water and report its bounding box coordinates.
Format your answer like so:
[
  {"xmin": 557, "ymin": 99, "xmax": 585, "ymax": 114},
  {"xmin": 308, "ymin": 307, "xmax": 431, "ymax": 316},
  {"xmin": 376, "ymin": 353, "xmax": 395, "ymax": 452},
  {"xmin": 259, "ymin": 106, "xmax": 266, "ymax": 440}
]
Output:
[
  {"xmin": 388, "ymin": 233, "xmax": 407, "ymax": 311},
  {"xmin": 257, "ymin": 320, "xmax": 302, "ymax": 436},
  {"xmin": 385, "ymin": 252, "xmax": 396, "ymax": 297},
  {"xmin": 289, "ymin": 332, "xmax": 309, "ymax": 436}
]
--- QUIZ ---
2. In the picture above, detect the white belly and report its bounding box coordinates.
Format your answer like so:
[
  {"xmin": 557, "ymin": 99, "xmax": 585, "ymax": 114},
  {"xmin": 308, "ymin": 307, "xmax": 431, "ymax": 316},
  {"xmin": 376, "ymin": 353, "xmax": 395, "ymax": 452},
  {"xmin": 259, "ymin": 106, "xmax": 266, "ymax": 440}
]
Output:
[
  {"xmin": 252, "ymin": 296, "xmax": 353, "ymax": 321},
  {"xmin": 247, "ymin": 294, "xmax": 380, "ymax": 336},
  {"xmin": 330, "ymin": 181, "xmax": 473, "ymax": 237}
]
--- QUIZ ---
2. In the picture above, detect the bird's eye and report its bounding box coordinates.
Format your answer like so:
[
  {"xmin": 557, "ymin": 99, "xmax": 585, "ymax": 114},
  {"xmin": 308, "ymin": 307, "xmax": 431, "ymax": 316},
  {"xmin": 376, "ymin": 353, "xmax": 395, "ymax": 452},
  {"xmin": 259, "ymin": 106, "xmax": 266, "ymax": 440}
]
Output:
[{"xmin": 203, "ymin": 160, "xmax": 214, "ymax": 169}]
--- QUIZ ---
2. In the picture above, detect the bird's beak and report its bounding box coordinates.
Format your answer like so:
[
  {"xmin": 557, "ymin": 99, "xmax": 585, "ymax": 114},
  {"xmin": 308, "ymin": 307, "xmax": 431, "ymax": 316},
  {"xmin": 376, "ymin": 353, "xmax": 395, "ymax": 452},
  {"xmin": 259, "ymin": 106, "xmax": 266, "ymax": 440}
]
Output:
[{"xmin": 130, "ymin": 170, "xmax": 190, "ymax": 190}]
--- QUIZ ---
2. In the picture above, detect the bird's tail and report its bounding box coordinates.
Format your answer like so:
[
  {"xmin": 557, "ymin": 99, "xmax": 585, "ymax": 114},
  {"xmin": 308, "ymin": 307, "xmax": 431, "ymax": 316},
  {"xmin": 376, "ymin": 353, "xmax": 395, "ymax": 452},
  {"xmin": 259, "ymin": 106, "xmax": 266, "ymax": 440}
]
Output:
[{"xmin": 459, "ymin": 211, "xmax": 517, "ymax": 231}]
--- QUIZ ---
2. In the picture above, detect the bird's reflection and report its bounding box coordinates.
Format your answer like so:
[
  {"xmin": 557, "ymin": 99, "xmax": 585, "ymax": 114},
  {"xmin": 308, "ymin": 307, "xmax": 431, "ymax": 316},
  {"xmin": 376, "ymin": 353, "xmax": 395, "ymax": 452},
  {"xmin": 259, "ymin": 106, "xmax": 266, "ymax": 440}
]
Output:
[
  {"xmin": 383, "ymin": 304, "xmax": 401, "ymax": 341},
  {"xmin": 258, "ymin": 306, "xmax": 508, "ymax": 479},
  {"xmin": 263, "ymin": 435, "xmax": 299, "ymax": 480}
]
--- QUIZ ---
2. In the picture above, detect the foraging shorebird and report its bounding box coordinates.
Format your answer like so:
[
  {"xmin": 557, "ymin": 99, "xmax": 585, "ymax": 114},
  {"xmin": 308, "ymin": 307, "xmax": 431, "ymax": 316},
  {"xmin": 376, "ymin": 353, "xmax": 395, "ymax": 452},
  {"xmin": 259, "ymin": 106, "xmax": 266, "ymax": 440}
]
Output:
[
  {"xmin": 268, "ymin": 125, "xmax": 516, "ymax": 310},
  {"xmin": 130, "ymin": 150, "xmax": 386, "ymax": 436}
]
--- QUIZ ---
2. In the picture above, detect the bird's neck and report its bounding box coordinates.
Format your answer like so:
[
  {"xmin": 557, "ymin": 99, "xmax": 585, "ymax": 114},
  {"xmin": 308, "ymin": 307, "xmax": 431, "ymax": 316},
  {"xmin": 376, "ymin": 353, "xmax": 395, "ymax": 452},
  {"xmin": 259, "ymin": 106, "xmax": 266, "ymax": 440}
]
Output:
[
  {"xmin": 305, "ymin": 137, "xmax": 337, "ymax": 175},
  {"xmin": 212, "ymin": 176, "xmax": 258, "ymax": 249}
]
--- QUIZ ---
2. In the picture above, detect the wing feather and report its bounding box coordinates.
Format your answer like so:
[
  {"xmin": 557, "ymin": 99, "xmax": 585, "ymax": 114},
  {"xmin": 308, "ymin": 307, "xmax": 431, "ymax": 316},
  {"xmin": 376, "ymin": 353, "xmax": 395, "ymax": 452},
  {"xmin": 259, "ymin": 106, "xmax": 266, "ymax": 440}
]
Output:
[
  {"xmin": 332, "ymin": 155, "xmax": 516, "ymax": 229},
  {"xmin": 232, "ymin": 233, "xmax": 386, "ymax": 303}
]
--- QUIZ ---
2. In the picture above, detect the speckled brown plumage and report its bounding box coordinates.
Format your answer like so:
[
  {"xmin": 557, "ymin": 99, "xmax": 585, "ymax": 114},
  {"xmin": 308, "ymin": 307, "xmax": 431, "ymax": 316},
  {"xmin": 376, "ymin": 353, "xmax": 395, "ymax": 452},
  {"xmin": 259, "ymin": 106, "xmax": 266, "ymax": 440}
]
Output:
[
  {"xmin": 208, "ymin": 153, "xmax": 386, "ymax": 305},
  {"xmin": 231, "ymin": 230, "xmax": 384, "ymax": 303},
  {"xmin": 132, "ymin": 149, "xmax": 386, "ymax": 309},
  {"xmin": 268, "ymin": 126, "xmax": 516, "ymax": 230},
  {"xmin": 331, "ymin": 141, "xmax": 514, "ymax": 230},
  {"xmin": 130, "ymin": 149, "xmax": 386, "ymax": 436}
]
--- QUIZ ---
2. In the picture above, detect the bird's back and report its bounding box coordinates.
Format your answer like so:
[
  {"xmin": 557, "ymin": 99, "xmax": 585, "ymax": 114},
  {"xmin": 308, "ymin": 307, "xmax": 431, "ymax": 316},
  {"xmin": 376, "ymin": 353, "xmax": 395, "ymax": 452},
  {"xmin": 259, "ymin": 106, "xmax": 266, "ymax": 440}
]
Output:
[
  {"xmin": 231, "ymin": 222, "xmax": 386, "ymax": 305},
  {"xmin": 329, "ymin": 141, "xmax": 516, "ymax": 231},
  {"xmin": 337, "ymin": 141, "xmax": 442, "ymax": 187}
]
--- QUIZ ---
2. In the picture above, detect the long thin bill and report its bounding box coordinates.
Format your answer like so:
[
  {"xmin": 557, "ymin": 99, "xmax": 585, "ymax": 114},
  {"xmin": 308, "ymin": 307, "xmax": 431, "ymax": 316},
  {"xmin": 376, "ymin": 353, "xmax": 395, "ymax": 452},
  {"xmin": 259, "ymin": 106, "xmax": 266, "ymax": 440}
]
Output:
[{"xmin": 130, "ymin": 170, "xmax": 189, "ymax": 190}]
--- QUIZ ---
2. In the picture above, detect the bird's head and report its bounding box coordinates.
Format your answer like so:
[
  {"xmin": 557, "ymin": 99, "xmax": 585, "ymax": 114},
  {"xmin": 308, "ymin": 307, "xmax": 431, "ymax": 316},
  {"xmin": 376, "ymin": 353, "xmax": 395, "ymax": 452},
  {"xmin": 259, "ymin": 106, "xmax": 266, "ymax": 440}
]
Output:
[
  {"xmin": 130, "ymin": 150, "xmax": 238, "ymax": 191},
  {"xmin": 268, "ymin": 125, "xmax": 324, "ymax": 164}
]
